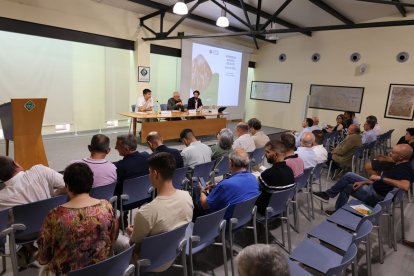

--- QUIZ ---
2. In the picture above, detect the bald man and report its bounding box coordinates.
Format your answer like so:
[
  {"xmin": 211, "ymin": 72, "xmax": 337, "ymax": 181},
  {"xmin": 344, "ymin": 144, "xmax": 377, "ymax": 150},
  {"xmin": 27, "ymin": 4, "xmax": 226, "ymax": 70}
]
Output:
[
  {"xmin": 146, "ymin": 131, "xmax": 184, "ymax": 168},
  {"xmin": 295, "ymin": 132, "xmax": 318, "ymax": 169},
  {"xmin": 314, "ymin": 144, "xmax": 413, "ymax": 211}
]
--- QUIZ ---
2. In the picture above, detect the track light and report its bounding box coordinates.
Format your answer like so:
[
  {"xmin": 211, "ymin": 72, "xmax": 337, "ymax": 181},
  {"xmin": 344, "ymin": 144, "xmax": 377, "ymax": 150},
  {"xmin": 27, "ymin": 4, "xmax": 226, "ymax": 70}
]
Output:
[
  {"xmin": 173, "ymin": 1, "xmax": 188, "ymax": 15},
  {"xmin": 216, "ymin": 9, "xmax": 229, "ymax": 28}
]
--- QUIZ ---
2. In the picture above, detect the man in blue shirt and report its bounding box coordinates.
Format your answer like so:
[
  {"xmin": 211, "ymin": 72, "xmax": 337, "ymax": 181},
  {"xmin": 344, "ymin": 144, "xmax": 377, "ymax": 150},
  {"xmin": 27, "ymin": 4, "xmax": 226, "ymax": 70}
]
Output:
[
  {"xmin": 362, "ymin": 119, "xmax": 377, "ymax": 144},
  {"xmin": 198, "ymin": 148, "xmax": 260, "ymax": 219}
]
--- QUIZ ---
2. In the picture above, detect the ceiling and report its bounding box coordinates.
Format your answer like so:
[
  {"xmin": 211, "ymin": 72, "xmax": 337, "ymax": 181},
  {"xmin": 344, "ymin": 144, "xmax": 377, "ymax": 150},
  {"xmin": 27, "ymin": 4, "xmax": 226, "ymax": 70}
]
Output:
[{"xmin": 100, "ymin": 0, "xmax": 414, "ymax": 48}]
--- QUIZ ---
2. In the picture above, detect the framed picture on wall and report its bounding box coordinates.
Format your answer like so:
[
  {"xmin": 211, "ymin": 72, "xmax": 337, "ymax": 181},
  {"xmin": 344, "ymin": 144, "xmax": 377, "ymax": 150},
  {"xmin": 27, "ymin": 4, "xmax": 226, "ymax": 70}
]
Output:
[
  {"xmin": 384, "ymin": 84, "xmax": 414, "ymax": 120},
  {"xmin": 250, "ymin": 81, "xmax": 292, "ymax": 103},
  {"xmin": 138, "ymin": 66, "xmax": 150, "ymax": 82}
]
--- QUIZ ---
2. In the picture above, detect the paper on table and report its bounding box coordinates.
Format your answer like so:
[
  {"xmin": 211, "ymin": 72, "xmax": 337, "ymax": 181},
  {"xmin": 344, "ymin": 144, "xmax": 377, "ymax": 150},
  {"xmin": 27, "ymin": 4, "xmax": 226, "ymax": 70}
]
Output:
[{"xmin": 350, "ymin": 204, "xmax": 372, "ymax": 216}]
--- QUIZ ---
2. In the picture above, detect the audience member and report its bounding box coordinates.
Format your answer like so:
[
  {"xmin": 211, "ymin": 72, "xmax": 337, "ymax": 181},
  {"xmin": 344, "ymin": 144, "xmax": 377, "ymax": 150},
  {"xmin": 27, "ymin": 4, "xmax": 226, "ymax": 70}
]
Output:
[
  {"xmin": 367, "ymin": 115, "xmax": 381, "ymax": 135},
  {"xmin": 294, "ymin": 117, "xmax": 314, "ymax": 147},
  {"xmin": 187, "ymin": 90, "xmax": 203, "ymax": 110},
  {"xmin": 280, "ymin": 133, "xmax": 304, "ymax": 177},
  {"xmin": 296, "ymin": 132, "xmax": 318, "ymax": 169},
  {"xmin": 312, "ymin": 130, "xmax": 328, "ymax": 164},
  {"xmin": 75, "ymin": 134, "xmax": 116, "ymax": 187},
  {"xmin": 167, "ymin": 91, "xmax": 184, "ymax": 111},
  {"xmin": 37, "ymin": 163, "xmax": 118, "ymax": 275},
  {"xmin": 314, "ymin": 144, "xmax": 413, "ymax": 210},
  {"xmin": 146, "ymin": 131, "xmax": 184, "ymax": 168},
  {"xmin": 233, "ymin": 122, "xmax": 256, "ymax": 153},
  {"xmin": 247, "ymin": 118, "xmax": 270, "ymax": 148},
  {"xmin": 127, "ymin": 153, "xmax": 193, "ymax": 271},
  {"xmin": 136, "ymin": 88, "xmax": 153, "ymax": 112},
  {"xmin": 198, "ymin": 149, "xmax": 260, "ymax": 219},
  {"xmin": 180, "ymin": 128, "xmax": 212, "ymax": 168},
  {"xmin": 331, "ymin": 124, "xmax": 362, "ymax": 169},
  {"xmin": 256, "ymin": 140, "xmax": 295, "ymax": 215},
  {"xmin": 0, "ymin": 156, "xmax": 66, "ymax": 211},
  {"xmin": 326, "ymin": 114, "xmax": 345, "ymax": 133},
  {"xmin": 114, "ymin": 134, "xmax": 149, "ymax": 196},
  {"xmin": 362, "ymin": 119, "xmax": 377, "ymax": 144},
  {"xmin": 311, "ymin": 116, "xmax": 321, "ymax": 130},
  {"xmin": 237, "ymin": 244, "xmax": 289, "ymax": 276},
  {"xmin": 344, "ymin": 111, "xmax": 359, "ymax": 127},
  {"xmin": 211, "ymin": 128, "xmax": 234, "ymax": 161}
]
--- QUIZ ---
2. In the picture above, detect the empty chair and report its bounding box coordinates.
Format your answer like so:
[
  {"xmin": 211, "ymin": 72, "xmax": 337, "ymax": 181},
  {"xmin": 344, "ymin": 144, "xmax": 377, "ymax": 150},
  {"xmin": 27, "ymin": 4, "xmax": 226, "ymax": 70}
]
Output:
[
  {"xmin": 68, "ymin": 245, "xmax": 135, "ymax": 276},
  {"xmin": 89, "ymin": 182, "xmax": 117, "ymax": 207},
  {"xmin": 292, "ymin": 167, "xmax": 313, "ymax": 231},
  {"xmin": 136, "ymin": 223, "xmax": 189, "ymax": 276},
  {"xmin": 131, "ymin": 104, "xmax": 136, "ymax": 112},
  {"xmin": 120, "ymin": 175, "xmax": 154, "ymax": 231},
  {"xmin": 249, "ymin": 147, "xmax": 265, "ymax": 171},
  {"xmin": 290, "ymin": 239, "xmax": 358, "ymax": 276},
  {"xmin": 172, "ymin": 166, "xmax": 189, "ymax": 190},
  {"xmin": 160, "ymin": 104, "xmax": 167, "ymax": 111},
  {"xmin": 256, "ymin": 186, "xmax": 296, "ymax": 252},
  {"xmin": 187, "ymin": 206, "xmax": 228, "ymax": 276},
  {"xmin": 311, "ymin": 163, "xmax": 325, "ymax": 211},
  {"xmin": 288, "ymin": 260, "xmax": 312, "ymax": 276}
]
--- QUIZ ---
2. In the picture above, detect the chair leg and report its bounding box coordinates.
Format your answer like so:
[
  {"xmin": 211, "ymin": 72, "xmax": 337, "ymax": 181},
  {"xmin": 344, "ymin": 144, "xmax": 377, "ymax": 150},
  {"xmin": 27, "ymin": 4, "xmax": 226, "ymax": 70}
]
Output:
[
  {"xmin": 1, "ymin": 256, "xmax": 5, "ymax": 273},
  {"xmin": 188, "ymin": 242, "xmax": 194, "ymax": 276},
  {"xmin": 377, "ymin": 225, "xmax": 384, "ymax": 264},
  {"xmin": 221, "ymin": 228, "xmax": 229, "ymax": 276},
  {"xmin": 9, "ymin": 233, "xmax": 19, "ymax": 276},
  {"xmin": 280, "ymin": 217, "xmax": 285, "ymax": 247},
  {"xmin": 352, "ymin": 260, "xmax": 358, "ymax": 276},
  {"xmin": 400, "ymin": 199, "xmax": 405, "ymax": 241},
  {"xmin": 309, "ymin": 184, "xmax": 315, "ymax": 219},
  {"xmin": 366, "ymin": 234, "xmax": 372, "ymax": 276},
  {"xmin": 265, "ymin": 218, "xmax": 269, "ymax": 244},
  {"xmin": 229, "ymin": 225, "xmax": 235, "ymax": 276},
  {"xmin": 181, "ymin": 246, "xmax": 187, "ymax": 276},
  {"xmin": 392, "ymin": 203, "xmax": 397, "ymax": 252},
  {"xmin": 285, "ymin": 215, "xmax": 292, "ymax": 253}
]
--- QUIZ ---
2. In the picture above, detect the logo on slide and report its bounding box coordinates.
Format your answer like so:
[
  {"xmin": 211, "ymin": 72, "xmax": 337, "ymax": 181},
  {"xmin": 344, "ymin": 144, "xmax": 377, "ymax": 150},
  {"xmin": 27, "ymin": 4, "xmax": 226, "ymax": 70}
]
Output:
[{"xmin": 24, "ymin": 100, "xmax": 35, "ymax": 111}]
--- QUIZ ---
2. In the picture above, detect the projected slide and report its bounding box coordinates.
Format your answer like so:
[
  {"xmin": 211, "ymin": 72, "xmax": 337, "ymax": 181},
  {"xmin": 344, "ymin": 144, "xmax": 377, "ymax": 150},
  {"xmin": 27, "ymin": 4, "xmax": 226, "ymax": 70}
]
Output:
[{"xmin": 191, "ymin": 43, "xmax": 242, "ymax": 106}]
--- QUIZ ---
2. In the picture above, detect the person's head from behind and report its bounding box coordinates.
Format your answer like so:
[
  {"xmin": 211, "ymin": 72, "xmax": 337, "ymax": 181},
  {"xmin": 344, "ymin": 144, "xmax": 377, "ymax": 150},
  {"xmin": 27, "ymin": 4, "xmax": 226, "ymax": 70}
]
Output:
[
  {"xmin": 115, "ymin": 134, "xmax": 137, "ymax": 156},
  {"xmin": 300, "ymin": 132, "xmax": 315, "ymax": 148},
  {"xmin": 237, "ymin": 244, "xmax": 289, "ymax": 276},
  {"xmin": 366, "ymin": 115, "xmax": 377, "ymax": 125},
  {"xmin": 280, "ymin": 133, "xmax": 296, "ymax": 152},
  {"xmin": 312, "ymin": 130, "xmax": 324, "ymax": 146},
  {"xmin": 363, "ymin": 119, "xmax": 375, "ymax": 131},
  {"xmin": 0, "ymin": 156, "xmax": 22, "ymax": 182},
  {"xmin": 348, "ymin": 124, "xmax": 361, "ymax": 135},
  {"xmin": 217, "ymin": 128, "xmax": 234, "ymax": 150},
  {"xmin": 143, "ymin": 88, "xmax": 152, "ymax": 101},
  {"xmin": 64, "ymin": 163, "xmax": 93, "ymax": 197},
  {"xmin": 390, "ymin": 144, "xmax": 413, "ymax": 163},
  {"xmin": 236, "ymin": 122, "xmax": 249, "ymax": 137},
  {"xmin": 264, "ymin": 140, "xmax": 287, "ymax": 164},
  {"xmin": 147, "ymin": 152, "xmax": 176, "ymax": 189},
  {"xmin": 193, "ymin": 90, "xmax": 200, "ymax": 99},
  {"xmin": 173, "ymin": 91, "xmax": 181, "ymax": 101},
  {"xmin": 88, "ymin": 134, "xmax": 110, "ymax": 155},
  {"xmin": 312, "ymin": 116, "xmax": 319, "ymax": 126},
  {"xmin": 229, "ymin": 148, "xmax": 250, "ymax": 173},
  {"xmin": 180, "ymin": 128, "xmax": 196, "ymax": 146},
  {"xmin": 302, "ymin": 117, "xmax": 314, "ymax": 128},
  {"xmin": 405, "ymin": 128, "xmax": 414, "ymax": 143},
  {"xmin": 146, "ymin": 131, "xmax": 163, "ymax": 152},
  {"xmin": 247, "ymin": 118, "xmax": 262, "ymax": 134}
]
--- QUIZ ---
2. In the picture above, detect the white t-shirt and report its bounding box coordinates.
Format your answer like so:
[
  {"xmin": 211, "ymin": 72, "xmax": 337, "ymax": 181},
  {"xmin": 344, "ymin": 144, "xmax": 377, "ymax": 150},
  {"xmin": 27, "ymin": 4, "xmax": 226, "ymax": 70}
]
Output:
[
  {"xmin": 312, "ymin": 145, "xmax": 328, "ymax": 164},
  {"xmin": 0, "ymin": 165, "xmax": 65, "ymax": 211},
  {"xmin": 181, "ymin": 141, "xmax": 212, "ymax": 169},
  {"xmin": 136, "ymin": 96, "xmax": 153, "ymax": 112},
  {"xmin": 233, "ymin": 134, "xmax": 256, "ymax": 153},
  {"xmin": 295, "ymin": 147, "xmax": 318, "ymax": 169}
]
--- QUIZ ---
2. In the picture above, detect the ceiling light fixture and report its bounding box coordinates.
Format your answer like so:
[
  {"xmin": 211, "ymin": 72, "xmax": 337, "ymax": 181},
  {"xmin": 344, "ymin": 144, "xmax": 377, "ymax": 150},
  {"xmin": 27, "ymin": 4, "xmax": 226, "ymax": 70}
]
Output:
[
  {"xmin": 265, "ymin": 22, "xmax": 279, "ymax": 41},
  {"xmin": 216, "ymin": 3, "xmax": 229, "ymax": 28},
  {"xmin": 173, "ymin": 0, "xmax": 188, "ymax": 15}
]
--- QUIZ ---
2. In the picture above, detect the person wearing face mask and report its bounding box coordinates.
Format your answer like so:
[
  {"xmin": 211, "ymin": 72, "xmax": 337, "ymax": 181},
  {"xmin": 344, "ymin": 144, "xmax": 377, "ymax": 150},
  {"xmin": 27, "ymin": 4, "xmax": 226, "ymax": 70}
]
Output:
[{"xmin": 255, "ymin": 140, "xmax": 295, "ymax": 215}]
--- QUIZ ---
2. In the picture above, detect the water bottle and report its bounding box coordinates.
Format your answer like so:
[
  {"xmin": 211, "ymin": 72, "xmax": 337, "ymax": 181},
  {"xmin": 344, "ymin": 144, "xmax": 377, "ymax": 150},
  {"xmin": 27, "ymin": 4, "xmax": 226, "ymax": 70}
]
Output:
[{"xmin": 154, "ymin": 100, "xmax": 160, "ymax": 114}]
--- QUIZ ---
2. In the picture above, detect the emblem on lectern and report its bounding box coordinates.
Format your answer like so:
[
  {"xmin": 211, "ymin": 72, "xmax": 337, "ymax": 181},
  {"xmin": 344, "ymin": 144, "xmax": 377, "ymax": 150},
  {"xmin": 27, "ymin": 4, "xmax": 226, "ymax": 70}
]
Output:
[{"xmin": 24, "ymin": 100, "xmax": 36, "ymax": 111}]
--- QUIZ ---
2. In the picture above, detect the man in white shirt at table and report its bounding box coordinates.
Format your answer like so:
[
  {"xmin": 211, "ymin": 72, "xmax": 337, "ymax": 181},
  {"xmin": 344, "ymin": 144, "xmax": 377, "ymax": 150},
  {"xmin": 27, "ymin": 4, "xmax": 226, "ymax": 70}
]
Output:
[{"xmin": 136, "ymin": 88, "xmax": 153, "ymax": 112}]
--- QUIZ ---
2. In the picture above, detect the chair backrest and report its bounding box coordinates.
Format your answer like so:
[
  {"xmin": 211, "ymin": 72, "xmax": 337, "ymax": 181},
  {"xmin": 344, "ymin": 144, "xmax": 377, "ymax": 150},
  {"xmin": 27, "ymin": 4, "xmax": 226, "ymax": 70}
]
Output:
[
  {"xmin": 351, "ymin": 146, "xmax": 364, "ymax": 173},
  {"xmin": 391, "ymin": 187, "xmax": 404, "ymax": 202},
  {"xmin": 160, "ymin": 104, "xmax": 167, "ymax": 111},
  {"xmin": 193, "ymin": 161, "xmax": 215, "ymax": 181},
  {"xmin": 122, "ymin": 175, "xmax": 153, "ymax": 208},
  {"xmin": 250, "ymin": 147, "xmax": 265, "ymax": 167},
  {"xmin": 364, "ymin": 204, "xmax": 382, "ymax": 225},
  {"xmin": 90, "ymin": 182, "xmax": 116, "ymax": 200},
  {"xmin": 377, "ymin": 191, "xmax": 395, "ymax": 212},
  {"xmin": 354, "ymin": 220, "xmax": 373, "ymax": 245},
  {"xmin": 192, "ymin": 206, "xmax": 228, "ymax": 246},
  {"xmin": 0, "ymin": 208, "xmax": 9, "ymax": 244},
  {"xmin": 139, "ymin": 223, "xmax": 189, "ymax": 273},
  {"xmin": 266, "ymin": 186, "xmax": 296, "ymax": 218},
  {"xmin": 13, "ymin": 195, "xmax": 68, "ymax": 241},
  {"xmin": 326, "ymin": 244, "xmax": 357, "ymax": 276},
  {"xmin": 228, "ymin": 195, "xmax": 259, "ymax": 231},
  {"xmin": 172, "ymin": 166, "xmax": 188, "ymax": 190},
  {"xmin": 131, "ymin": 104, "xmax": 136, "ymax": 112},
  {"xmin": 68, "ymin": 245, "xmax": 135, "ymax": 276},
  {"xmin": 312, "ymin": 163, "xmax": 324, "ymax": 181},
  {"xmin": 295, "ymin": 167, "xmax": 313, "ymax": 191},
  {"xmin": 214, "ymin": 155, "xmax": 230, "ymax": 177}
]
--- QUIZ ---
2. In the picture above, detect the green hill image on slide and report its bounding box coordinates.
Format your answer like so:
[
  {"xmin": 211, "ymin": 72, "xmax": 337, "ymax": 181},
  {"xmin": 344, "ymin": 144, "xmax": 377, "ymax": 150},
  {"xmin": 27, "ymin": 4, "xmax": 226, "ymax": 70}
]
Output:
[{"xmin": 202, "ymin": 73, "xmax": 219, "ymax": 106}]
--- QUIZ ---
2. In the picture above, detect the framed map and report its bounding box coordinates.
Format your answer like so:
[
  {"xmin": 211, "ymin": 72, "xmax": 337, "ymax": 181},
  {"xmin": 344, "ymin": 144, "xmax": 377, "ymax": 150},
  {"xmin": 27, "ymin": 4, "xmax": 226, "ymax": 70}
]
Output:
[
  {"xmin": 250, "ymin": 81, "xmax": 292, "ymax": 103},
  {"xmin": 309, "ymin": 85, "xmax": 364, "ymax": 113},
  {"xmin": 384, "ymin": 84, "xmax": 414, "ymax": 120}
]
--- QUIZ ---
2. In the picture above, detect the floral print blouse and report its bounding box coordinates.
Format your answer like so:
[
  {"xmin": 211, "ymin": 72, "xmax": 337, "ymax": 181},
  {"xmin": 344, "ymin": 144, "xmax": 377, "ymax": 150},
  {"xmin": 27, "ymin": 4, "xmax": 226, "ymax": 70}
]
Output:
[{"xmin": 37, "ymin": 200, "xmax": 119, "ymax": 275}]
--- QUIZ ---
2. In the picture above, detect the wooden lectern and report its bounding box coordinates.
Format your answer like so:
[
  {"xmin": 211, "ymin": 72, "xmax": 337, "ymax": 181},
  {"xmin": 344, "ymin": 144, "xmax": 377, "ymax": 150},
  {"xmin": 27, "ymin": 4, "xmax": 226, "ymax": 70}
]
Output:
[{"xmin": 0, "ymin": 98, "xmax": 48, "ymax": 169}]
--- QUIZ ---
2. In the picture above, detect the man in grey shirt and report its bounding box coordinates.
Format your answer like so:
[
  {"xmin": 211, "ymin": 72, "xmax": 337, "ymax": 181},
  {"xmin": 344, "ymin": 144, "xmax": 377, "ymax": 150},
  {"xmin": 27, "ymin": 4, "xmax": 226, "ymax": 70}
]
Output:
[
  {"xmin": 167, "ymin": 91, "xmax": 184, "ymax": 111},
  {"xmin": 180, "ymin": 128, "xmax": 212, "ymax": 168}
]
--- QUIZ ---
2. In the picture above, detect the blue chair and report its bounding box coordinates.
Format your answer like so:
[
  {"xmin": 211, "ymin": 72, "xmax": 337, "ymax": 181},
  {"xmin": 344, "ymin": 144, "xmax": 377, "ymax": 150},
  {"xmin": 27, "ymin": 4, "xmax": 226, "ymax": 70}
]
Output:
[
  {"xmin": 288, "ymin": 260, "xmax": 312, "ymax": 276},
  {"xmin": 90, "ymin": 182, "xmax": 117, "ymax": 208},
  {"xmin": 311, "ymin": 163, "xmax": 325, "ymax": 212},
  {"xmin": 136, "ymin": 223, "xmax": 189, "ymax": 276},
  {"xmin": 131, "ymin": 104, "xmax": 136, "ymax": 112},
  {"xmin": 256, "ymin": 186, "xmax": 296, "ymax": 252},
  {"xmin": 391, "ymin": 188, "xmax": 405, "ymax": 251},
  {"xmin": 68, "ymin": 245, "xmax": 135, "ymax": 276},
  {"xmin": 227, "ymin": 195, "xmax": 260, "ymax": 276},
  {"xmin": 290, "ymin": 239, "xmax": 358, "ymax": 275},
  {"xmin": 172, "ymin": 166, "xmax": 189, "ymax": 190},
  {"xmin": 120, "ymin": 175, "xmax": 154, "ymax": 231},
  {"xmin": 249, "ymin": 147, "xmax": 265, "ymax": 172},
  {"xmin": 12, "ymin": 195, "xmax": 68, "ymax": 244},
  {"xmin": 187, "ymin": 206, "xmax": 228, "ymax": 276},
  {"xmin": 192, "ymin": 161, "xmax": 215, "ymax": 189},
  {"xmin": 292, "ymin": 167, "xmax": 313, "ymax": 232},
  {"xmin": 160, "ymin": 104, "xmax": 167, "ymax": 111},
  {"xmin": 213, "ymin": 156, "xmax": 230, "ymax": 184}
]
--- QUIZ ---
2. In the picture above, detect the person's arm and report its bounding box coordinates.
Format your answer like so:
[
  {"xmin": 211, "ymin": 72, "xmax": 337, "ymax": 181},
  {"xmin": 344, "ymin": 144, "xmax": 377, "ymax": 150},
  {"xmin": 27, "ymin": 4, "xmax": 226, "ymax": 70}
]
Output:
[
  {"xmin": 129, "ymin": 211, "xmax": 151, "ymax": 254},
  {"xmin": 40, "ymin": 165, "xmax": 66, "ymax": 196},
  {"xmin": 167, "ymin": 98, "xmax": 174, "ymax": 110},
  {"xmin": 369, "ymin": 175, "xmax": 411, "ymax": 191},
  {"xmin": 37, "ymin": 212, "xmax": 56, "ymax": 265},
  {"xmin": 199, "ymin": 182, "xmax": 209, "ymax": 210}
]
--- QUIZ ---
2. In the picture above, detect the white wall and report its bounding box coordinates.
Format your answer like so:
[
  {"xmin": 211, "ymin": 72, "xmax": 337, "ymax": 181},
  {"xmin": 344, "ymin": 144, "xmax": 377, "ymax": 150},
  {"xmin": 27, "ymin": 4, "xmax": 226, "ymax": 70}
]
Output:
[{"xmin": 248, "ymin": 13, "xmax": 414, "ymax": 144}]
